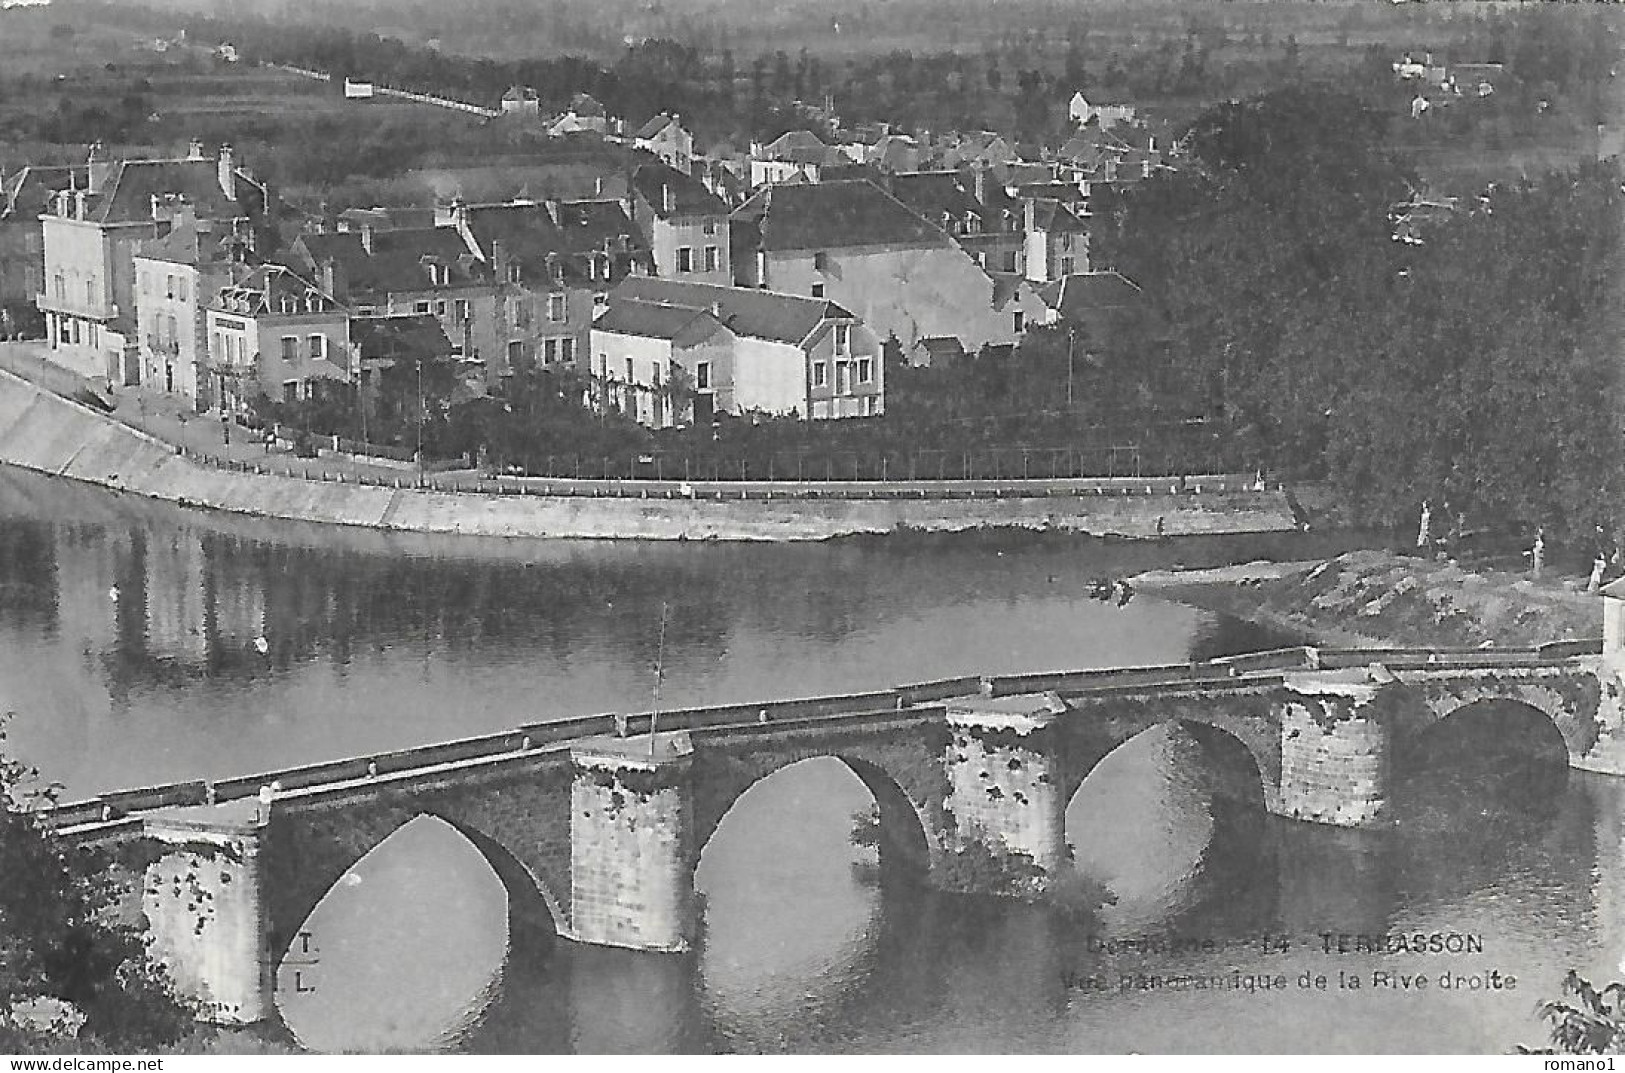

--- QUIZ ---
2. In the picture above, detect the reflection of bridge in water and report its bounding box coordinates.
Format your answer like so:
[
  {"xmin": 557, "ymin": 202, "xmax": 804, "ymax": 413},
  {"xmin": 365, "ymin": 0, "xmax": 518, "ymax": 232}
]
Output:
[{"xmin": 48, "ymin": 639, "xmax": 1625, "ymax": 1026}]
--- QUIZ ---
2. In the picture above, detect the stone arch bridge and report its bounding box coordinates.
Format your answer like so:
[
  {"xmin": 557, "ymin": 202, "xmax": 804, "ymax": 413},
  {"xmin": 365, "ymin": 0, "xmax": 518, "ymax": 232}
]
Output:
[{"xmin": 47, "ymin": 640, "xmax": 1624, "ymax": 1026}]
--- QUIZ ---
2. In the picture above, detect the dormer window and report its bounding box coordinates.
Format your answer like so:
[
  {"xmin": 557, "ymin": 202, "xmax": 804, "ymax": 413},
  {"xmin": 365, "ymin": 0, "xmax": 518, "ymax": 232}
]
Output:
[
  {"xmin": 427, "ymin": 262, "xmax": 450, "ymax": 286},
  {"xmin": 507, "ymin": 263, "xmax": 522, "ymax": 284},
  {"xmin": 279, "ymin": 295, "xmax": 295, "ymax": 314}
]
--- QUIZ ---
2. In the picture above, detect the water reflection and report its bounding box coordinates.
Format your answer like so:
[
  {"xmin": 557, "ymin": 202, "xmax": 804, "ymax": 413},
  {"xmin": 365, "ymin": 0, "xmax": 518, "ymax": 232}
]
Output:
[{"xmin": 1, "ymin": 466, "xmax": 1619, "ymax": 1053}]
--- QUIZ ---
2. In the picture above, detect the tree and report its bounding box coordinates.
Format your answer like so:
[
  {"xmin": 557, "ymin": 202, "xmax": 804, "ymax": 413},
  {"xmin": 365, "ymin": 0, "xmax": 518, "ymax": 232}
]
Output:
[
  {"xmin": 1524, "ymin": 971, "xmax": 1625, "ymax": 1054},
  {"xmin": 0, "ymin": 719, "xmax": 194, "ymax": 1050}
]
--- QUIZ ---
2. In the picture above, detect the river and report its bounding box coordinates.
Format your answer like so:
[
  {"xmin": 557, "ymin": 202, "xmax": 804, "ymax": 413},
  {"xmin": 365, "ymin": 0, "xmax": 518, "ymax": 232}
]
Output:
[{"xmin": 0, "ymin": 465, "xmax": 1616, "ymax": 1054}]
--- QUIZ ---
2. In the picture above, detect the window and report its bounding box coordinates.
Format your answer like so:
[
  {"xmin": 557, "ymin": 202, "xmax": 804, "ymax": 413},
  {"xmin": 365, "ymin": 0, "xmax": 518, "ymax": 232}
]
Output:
[
  {"xmin": 814, "ymin": 250, "xmax": 830, "ymax": 271},
  {"xmin": 703, "ymin": 220, "xmax": 717, "ymax": 236},
  {"xmin": 696, "ymin": 361, "xmax": 711, "ymax": 390},
  {"xmin": 178, "ymin": 276, "xmax": 188, "ymax": 302},
  {"xmin": 507, "ymin": 264, "xmax": 522, "ymax": 284},
  {"xmin": 1003, "ymin": 250, "xmax": 1019, "ymax": 272},
  {"xmin": 543, "ymin": 337, "xmax": 560, "ymax": 364},
  {"xmin": 434, "ymin": 299, "xmax": 447, "ymax": 318},
  {"xmin": 165, "ymin": 313, "xmax": 178, "ymax": 345},
  {"xmin": 507, "ymin": 340, "xmax": 524, "ymax": 366},
  {"xmin": 308, "ymin": 334, "xmax": 325, "ymax": 361},
  {"xmin": 594, "ymin": 292, "xmax": 609, "ymax": 308},
  {"xmin": 625, "ymin": 357, "xmax": 634, "ymax": 383},
  {"xmin": 85, "ymin": 280, "xmax": 95, "ymax": 307},
  {"xmin": 559, "ymin": 338, "xmax": 576, "ymax": 364},
  {"xmin": 165, "ymin": 274, "xmax": 175, "ymax": 299},
  {"xmin": 811, "ymin": 282, "xmax": 825, "ymax": 298},
  {"xmin": 834, "ymin": 323, "xmax": 850, "ymax": 354},
  {"xmin": 1060, "ymin": 256, "xmax": 1074, "ymax": 277},
  {"xmin": 283, "ymin": 380, "xmax": 299, "ymax": 403},
  {"xmin": 836, "ymin": 361, "xmax": 852, "ymax": 394},
  {"xmin": 281, "ymin": 336, "xmax": 298, "ymax": 361},
  {"xmin": 548, "ymin": 293, "xmax": 566, "ymax": 322},
  {"xmin": 857, "ymin": 356, "xmax": 873, "ymax": 384},
  {"xmin": 414, "ymin": 300, "xmax": 431, "ymax": 314},
  {"xmin": 812, "ymin": 360, "xmax": 827, "ymax": 388},
  {"xmin": 1013, "ymin": 310, "xmax": 1026, "ymax": 334},
  {"xmin": 704, "ymin": 246, "xmax": 719, "ymax": 273},
  {"xmin": 454, "ymin": 299, "xmax": 471, "ymax": 323},
  {"xmin": 862, "ymin": 394, "xmax": 874, "ymax": 416},
  {"xmin": 676, "ymin": 246, "xmax": 693, "ymax": 273}
]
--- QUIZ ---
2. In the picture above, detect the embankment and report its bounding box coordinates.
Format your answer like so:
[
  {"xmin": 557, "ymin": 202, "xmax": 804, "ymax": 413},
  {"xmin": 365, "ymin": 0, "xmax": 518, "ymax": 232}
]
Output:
[
  {"xmin": 0, "ymin": 370, "xmax": 1298, "ymax": 541},
  {"xmin": 1134, "ymin": 549, "xmax": 1605, "ymax": 647}
]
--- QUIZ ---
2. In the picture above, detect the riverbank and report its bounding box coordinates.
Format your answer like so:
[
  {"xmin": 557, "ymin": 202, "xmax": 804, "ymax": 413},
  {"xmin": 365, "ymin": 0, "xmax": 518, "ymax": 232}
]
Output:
[
  {"xmin": 0, "ymin": 360, "xmax": 1300, "ymax": 542},
  {"xmin": 1132, "ymin": 548, "xmax": 1606, "ymax": 647}
]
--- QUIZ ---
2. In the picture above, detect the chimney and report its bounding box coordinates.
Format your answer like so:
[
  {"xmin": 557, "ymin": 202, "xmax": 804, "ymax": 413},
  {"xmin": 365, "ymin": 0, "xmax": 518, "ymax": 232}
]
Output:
[
  {"xmin": 74, "ymin": 188, "xmax": 87, "ymax": 219},
  {"xmin": 709, "ymin": 300, "xmax": 723, "ymax": 319},
  {"xmin": 594, "ymin": 175, "xmax": 604, "ymax": 197},
  {"xmin": 360, "ymin": 223, "xmax": 374, "ymax": 255},
  {"xmin": 188, "ymin": 138, "xmax": 205, "ymax": 161},
  {"xmin": 217, "ymin": 143, "xmax": 236, "ymax": 201},
  {"xmin": 661, "ymin": 183, "xmax": 673, "ymax": 214},
  {"xmin": 972, "ymin": 161, "xmax": 987, "ymax": 205},
  {"xmin": 1023, "ymin": 197, "xmax": 1036, "ymax": 235},
  {"xmin": 55, "ymin": 188, "xmax": 71, "ymax": 217},
  {"xmin": 86, "ymin": 142, "xmax": 114, "ymax": 196}
]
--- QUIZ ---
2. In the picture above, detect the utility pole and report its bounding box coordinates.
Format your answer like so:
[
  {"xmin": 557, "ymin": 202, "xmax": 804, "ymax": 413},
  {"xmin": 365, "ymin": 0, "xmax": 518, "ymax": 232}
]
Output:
[
  {"xmin": 649, "ymin": 601, "xmax": 669, "ymax": 756},
  {"xmin": 1066, "ymin": 327, "xmax": 1076, "ymax": 412}
]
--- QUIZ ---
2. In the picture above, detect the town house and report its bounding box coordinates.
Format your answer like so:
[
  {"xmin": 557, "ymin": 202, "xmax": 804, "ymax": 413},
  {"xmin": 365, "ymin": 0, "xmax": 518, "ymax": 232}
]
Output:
[
  {"xmin": 590, "ymin": 276, "xmax": 883, "ymax": 426},
  {"xmin": 37, "ymin": 141, "xmax": 265, "ymax": 385},
  {"xmin": 632, "ymin": 113, "xmax": 695, "ymax": 174},
  {"xmin": 885, "ymin": 168, "xmax": 1025, "ymax": 274},
  {"xmin": 451, "ymin": 197, "xmax": 651, "ymax": 374},
  {"xmin": 630, "ymin": 161, "xmax": 731, "ymax": 285},
  {"xmin": 1, "ymin": 165, "xmax": 82, "ymax": 332},
  {"xmin": 730, "ymin": 179, "xmax": 1030, "ymax": 351},
  {"xmin": 132, "ymin": 212, "xmax": 248, "ymax": 408},
  {"xmin": 204, "ymin": 263, "xmax": 350, "ymax": 410},
  {"xmin": 287, "ymin": 225, "xmax": 502, "ymax": 389}
]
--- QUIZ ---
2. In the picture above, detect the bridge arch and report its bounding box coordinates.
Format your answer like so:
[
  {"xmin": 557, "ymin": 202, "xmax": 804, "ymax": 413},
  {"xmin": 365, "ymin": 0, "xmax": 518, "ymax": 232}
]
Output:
[
  {"xmin": 691, "ymin": 751, "xmax": 936, "ymax": 877},
  {"xmin": 1057, "ymin": 711, "xmax": 1280, "ymax": 817},
  {"xmin": 265, "ymin": 807, "xmax": 567, "ymax": 974},
  {"xmin": 1412, "ymin": 675, "xmax": 1601, "ymax": 765}
]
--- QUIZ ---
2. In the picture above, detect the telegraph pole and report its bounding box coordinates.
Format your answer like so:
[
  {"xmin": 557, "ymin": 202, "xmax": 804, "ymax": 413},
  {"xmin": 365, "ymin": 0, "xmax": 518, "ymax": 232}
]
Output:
[{"xmin": 649, "ymin": 601, "xmax": 669, "ymax": 756}]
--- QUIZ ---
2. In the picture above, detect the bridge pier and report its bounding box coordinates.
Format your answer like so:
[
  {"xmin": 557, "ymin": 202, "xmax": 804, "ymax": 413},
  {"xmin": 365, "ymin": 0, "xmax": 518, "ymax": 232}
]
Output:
[
  {"xmin": 566, "ymin": 732, "xmax": 697, "ymax": 953},
  {"xmin": 1277, "ymin": 670, "xmax": 1398, "ymax": 828},
  {"xmin": 937, "ymin": 693, "xmax": 1069, "ymax": 899},
  {"xmin": 138, "ymin": 801, "xmax": 271, "ymax": 1025}
]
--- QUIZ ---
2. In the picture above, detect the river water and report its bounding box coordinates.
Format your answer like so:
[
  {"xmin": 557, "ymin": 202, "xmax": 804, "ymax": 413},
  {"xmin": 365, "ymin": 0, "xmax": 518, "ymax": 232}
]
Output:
[{"xmin": 0, "ymin": 465, "xmax": 1617, "ymax": 1055}]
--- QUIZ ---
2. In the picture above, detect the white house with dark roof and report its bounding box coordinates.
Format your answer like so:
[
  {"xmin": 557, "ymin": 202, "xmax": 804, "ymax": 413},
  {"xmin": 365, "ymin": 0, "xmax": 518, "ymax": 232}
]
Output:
[
  {"xmin": 38, "ymin": 141, "xmax": 265, "ymax": 384},
  {"xmin": 632, "ymin": 113, "xmax": 694, "ymax": 174},
  {"xmin": 590, "ymin": 276, "xmax": 882, "ymax": 426},
  {"xmin": 630, "ymin": 160, "xmax": 731, "ymax": 285},
  {"xmin": 730, "ymin": 179, "xmax": 1029, "ymax": 351}
]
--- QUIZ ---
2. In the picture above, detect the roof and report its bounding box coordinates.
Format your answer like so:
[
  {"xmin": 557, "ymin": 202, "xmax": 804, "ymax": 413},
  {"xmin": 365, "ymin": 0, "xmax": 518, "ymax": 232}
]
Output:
[
  {"xmin": 733, "ymin": 180, "xmax": 952, "ymax": 253},
  {"xmin": 887, "ymin": 170, "xmax": 983, "ymax": 223},
  {"xmin": 79, "ymin": 158, "xmax": 247, "ymax": 226},
  {"xmin": 1029, "ymin": 199, "xmax": 1089, "ymax": 233},
  {"xmin": 352, "ymin": 314, "xmax": 455, "ymax": 362},
  {"xmin": 633, "ymin": 112, "xmax": 682, "ymax": 141},
  {"xmin": 1038, "ymin": 271, "xmax": 1158, "ymax": 337},
  {"xmin": 631, "ymin": 160, "xmax": 728, "ymax": 218},
  {"xmin": 607, "ymin": 277, "xmax": 852, "ymax": 346},
  {"xmin": 593, "ymin": 299, "xmax": 711, "ymax": 340},
  {"xmin": 764, "ymin": 130, "xmax": 827, "ymax": 159},
  {"xmin": 461, "ymin": 199, "xmax": 648, "ymax": 286},
  {"xmin": 913, "ymin": 336, "xmax": 965, "ymax": 357},
  {"xmin": 2, "ymin": 165, "xmax": 84, "ymax": 219},
  {"xmin": 211, "ymin": 263, "xmax": 341, "ymax": 317},
  {"xmin": 503, "ymin": 85, "xmax": 539, "ymax": 101},
  {"xmin": 569, "ymin": 93, "xmax": 605, "ymax": 117},
  {"xmin": 135, "ymin": 216, "xmax": 240, "ymax": 267},
  {"xmin": 293, "ymin": 226, "xmax": 486, "ymax": 297}
]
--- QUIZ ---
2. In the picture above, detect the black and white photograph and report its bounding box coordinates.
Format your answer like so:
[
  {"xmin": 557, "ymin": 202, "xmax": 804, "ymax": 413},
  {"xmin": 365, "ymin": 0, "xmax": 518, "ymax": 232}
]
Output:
[{"xmin": 0, "ymin": 0, "xmax": 1623, "ymax": 1057}]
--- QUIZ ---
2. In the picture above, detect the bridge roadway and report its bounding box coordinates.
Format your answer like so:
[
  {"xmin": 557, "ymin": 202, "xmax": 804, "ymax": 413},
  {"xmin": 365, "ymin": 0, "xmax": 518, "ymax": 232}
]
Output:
[
  {"xmin": 46, "ymin": 639, "xmax": 1605, "ymax": 841},
  {"xmin": 40, "ymin": 638, "xmax": 1620, "ymax": 1026}
]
